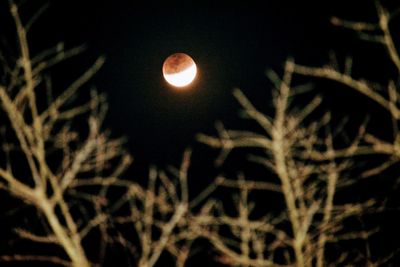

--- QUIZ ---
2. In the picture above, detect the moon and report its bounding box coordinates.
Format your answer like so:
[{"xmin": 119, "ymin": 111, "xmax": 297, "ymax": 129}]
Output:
[{"xmin": 162, "ymin": 53, "xmax": 197, "ymax": 88}]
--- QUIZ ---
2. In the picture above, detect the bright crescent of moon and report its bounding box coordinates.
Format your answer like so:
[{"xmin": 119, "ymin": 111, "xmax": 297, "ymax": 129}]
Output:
[{"xmin": 163, "ymin": 63, "xmax": 197, "ymax": 87}]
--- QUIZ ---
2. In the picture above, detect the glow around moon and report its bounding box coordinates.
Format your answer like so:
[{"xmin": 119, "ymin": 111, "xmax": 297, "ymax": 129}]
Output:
[{"xmin": 162, "ymin": 53, "xmax": 197, "ymax": 88}]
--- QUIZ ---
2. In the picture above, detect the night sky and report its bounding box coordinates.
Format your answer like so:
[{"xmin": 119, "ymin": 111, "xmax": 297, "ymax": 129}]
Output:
[
  {"xmin": 1, "ymin": 0, "xmax": 400, "ymax": 265},
  {"xmin": 23, "ymin": 0, "xmax": 380, "ymax": 166}
]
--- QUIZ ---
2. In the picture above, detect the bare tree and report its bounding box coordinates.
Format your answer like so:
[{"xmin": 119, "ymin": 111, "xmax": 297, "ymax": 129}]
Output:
[
  {"xmin": 197, "ymin": 60, "xmax": 377, "ymax": 266},
  {"xmin": 293, "ymin": 2, "xmax": 400, "ymax": 169},
  {"xmin": 1, "ymin": 1, "xmax": 399, "ymax": 267},
  {"xmin": 196, "ymin": 2, "xmax": 400, "ymax": 266},
  {"xmin": 0, "ymin": 2, "xmax": 131, "ymax": 266},
  {"xmin": 0, "ymin": 4, "xmax": 215, "ymax": 266},
  {"xmin": 111, "ymin": 150, "xmax": 194, "ymax": 267}
]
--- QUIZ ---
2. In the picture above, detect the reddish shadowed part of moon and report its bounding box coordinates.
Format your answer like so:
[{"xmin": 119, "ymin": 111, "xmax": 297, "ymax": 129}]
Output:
[{"xmin": 162, "ymin": 53, "xmax": 197, "ymax": 88}]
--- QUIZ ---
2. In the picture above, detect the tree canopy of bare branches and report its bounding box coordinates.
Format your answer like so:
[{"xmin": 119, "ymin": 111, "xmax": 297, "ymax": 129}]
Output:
[{"xmin": 1, "ymin": 1, "xmax": 399, "ymax": 267}]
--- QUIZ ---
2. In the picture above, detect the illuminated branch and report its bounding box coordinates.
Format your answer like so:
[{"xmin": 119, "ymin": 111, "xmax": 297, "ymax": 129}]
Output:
[{"xmin": 0, "ymin": 2, "xmax": 128, "ymax": 267}]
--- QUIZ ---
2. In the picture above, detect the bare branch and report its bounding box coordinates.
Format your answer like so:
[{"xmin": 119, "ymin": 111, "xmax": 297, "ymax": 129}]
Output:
[
  {"xmin": 40, "ymin": 56, "xmax": 105, "ymax": 121},
  {"xmin": 15, "ymin": 228, "xmax": 58, "ymax": 244},
  {"xmin": 293, "ymin": 64, "xmax": 399, "ymax": 118},
  {"xmin": 0, "ymin": 254, "xmax": 71, "ymax": 266}
]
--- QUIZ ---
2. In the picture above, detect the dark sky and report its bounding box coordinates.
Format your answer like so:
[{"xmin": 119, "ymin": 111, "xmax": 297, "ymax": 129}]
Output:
[{"xmin": 19, "ymin": 0, "xmax": 385, "ymax": 167}]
